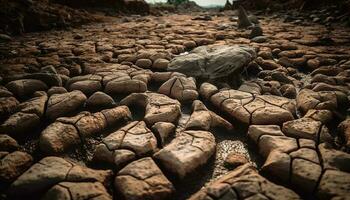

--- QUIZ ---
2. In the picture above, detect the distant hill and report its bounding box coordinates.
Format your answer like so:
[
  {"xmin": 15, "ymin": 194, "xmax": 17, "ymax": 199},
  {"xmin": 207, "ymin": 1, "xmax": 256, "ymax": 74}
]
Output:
[{"xmin": 202, "ymin": 4, "xmax": 224, "ymax": 8}]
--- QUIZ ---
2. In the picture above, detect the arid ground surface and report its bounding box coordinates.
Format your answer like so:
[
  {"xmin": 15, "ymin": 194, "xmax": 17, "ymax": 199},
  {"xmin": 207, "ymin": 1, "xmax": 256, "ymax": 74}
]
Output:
[{"xmin": 0, "ymin": 10, "xmax": 350, "ymax": 200}]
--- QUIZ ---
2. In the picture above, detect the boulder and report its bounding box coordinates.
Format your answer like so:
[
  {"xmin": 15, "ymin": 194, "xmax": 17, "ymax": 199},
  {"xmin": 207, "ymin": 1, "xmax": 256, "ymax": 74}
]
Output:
[{"xmin": 167, "ymin": 45, "xmax": 256, "ymax": 81}]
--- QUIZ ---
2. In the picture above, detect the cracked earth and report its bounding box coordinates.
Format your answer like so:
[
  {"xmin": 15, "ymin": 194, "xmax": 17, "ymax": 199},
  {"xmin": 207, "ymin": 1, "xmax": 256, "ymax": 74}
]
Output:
[{"xmin": 0, "ymin": 11, "xmax": 350, "ymax": 200}]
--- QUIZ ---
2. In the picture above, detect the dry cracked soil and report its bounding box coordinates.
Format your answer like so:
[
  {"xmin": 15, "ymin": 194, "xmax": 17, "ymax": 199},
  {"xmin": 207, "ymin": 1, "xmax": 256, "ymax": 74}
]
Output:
[{"xmin": 0, "ymin": 10, "xmax": 350, "ymax": 200}]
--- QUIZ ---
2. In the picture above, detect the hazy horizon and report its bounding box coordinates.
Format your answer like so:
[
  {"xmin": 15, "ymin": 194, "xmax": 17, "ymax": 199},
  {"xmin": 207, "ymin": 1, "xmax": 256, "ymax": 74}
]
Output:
[{"xmin": 145, "ymin": 0, "xmax": 227, "ymax": 6}]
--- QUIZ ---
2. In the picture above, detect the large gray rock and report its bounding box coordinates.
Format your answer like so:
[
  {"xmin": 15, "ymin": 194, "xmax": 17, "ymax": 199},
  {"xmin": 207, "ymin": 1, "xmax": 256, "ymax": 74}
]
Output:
[{"xmin": 167, "ymin": 45, "xmax": 256, "ymax": 80}]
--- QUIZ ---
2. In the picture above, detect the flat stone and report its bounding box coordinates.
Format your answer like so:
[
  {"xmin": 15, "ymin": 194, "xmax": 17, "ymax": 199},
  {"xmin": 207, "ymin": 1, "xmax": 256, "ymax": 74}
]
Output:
[
  {"xmin": 317, "ymin": 170, "xmax": 350, "ymax": 200},
  {"xmin": 8, "ymin": 156, "xmax": 112, "ymax": 197},
  {"xmin": 92, "ymin": 121, "xmax": 157, "ymax": 167},
  {"xmin": 224, "ymin": 153, "xmax": 249, "ymax": 169},
  {"xmin": 185, "ymin": 100, "xmax": 233, "ymax": 131},
  {"xmin": 261, "ymin": 150, "xmax": 291, "ymax": 183},
  {"xmin": 154, "ymin": 130, "xmax": 216, "ymax": 178},
  {"xmin": 68, "ymin": 80, "xmax": 102, "ymax": 95},
  {"xmin": 135, "ymin": 58, "xmax": 152, "ymax": 68},
  {"xmin": 291, "ymin": 158, "xmax": 322, "ymax": 193},
  {"xmin": 152, "ymin": 58, "xmax": 169, "ymax": 70},
  {"xmin": 120, "ymin": 92, "xmax": 181, "ymax": 125},
  {"xmin": 158, "ymin": 76, "xmax": 198, "ymax": 102},
  {"xmin": 258, "ymin": 135, "xmax": 298, "ymax": 158},
  {"xmin": 42, "ymin": 182, "xmax": 112, "ymax": 200},
  {"xmin": 247, "ymin": 125, "xmax": 284, "ymax": 143},
  {"xmin": 189, "ymin": 164, "xmax": 300, "ymax": 200},
  {"xmin": 338, "ymin": 119, "xmax": 350, "ymax": 149},
  {"xmin": 210, "ymin": 89, "xmax": 295, "ymax": 125},
  {"xmin": 151, "ymin": 122, "xmax": 175, "ymax": 147},
  {"xmin": 40, "ymin": 106, "xmax": 131, "ymax": 155},
  {"xmin": 104, "ymin": 79, "xmax": 147, "ymax": 94},
  {"xmin": 282, "ymin": 117, "xmax": 332, "ymax": 143},
  {"xmin": 115, "ymin": 157, "xmax": 174, "ymax": 200},
  {"xmin": 1, "ymin": 112, "xmax": 41, "ymax": 136},
  {"xmin": 319, "ymin": 143, "xmax": 350, "ymax": 172}
]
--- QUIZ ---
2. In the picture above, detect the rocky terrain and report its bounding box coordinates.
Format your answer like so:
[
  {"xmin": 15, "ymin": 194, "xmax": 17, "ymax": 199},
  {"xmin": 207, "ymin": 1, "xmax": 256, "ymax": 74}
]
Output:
[{"xmin": 0, "ymin": 4, "xmax": 350, "ymax": 200}]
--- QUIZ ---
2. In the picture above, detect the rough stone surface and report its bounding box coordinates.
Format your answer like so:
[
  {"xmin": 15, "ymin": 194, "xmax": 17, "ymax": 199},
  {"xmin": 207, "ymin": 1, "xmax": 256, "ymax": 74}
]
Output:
[
  {"xmin": 154, "ymin": 130, "xmax": 216, "ymax": 178},
  {"xmin": 120, "ymin": 92, "xmax": 181, "ymax": 125},
  {"xmin": 0, "ymin": 151, "xmax": 33, "ymax": 183},
  {"xmin": 92, "ymin": 121, "xmax": 157, "ymax": 167},
  {"xmin": 115, "ymin": 157, "xmax": 174, "ymax": 200},
  {"xmin": 46, "ymin": 90, "xmax": 87, "ymax": 120},
  {"xmin": 158, "ymin": 76, "xmax": 198, "ymax": 102},
  {"xmin": 8, "ymin": 156, "xmax": 112, "ymax": 197},
  {"xmin": 189, "ymin": 164, "xmax": 301, "ymax": 200},
  {"xmin": 40, "ymin": 106, "xmax": 131, "ymax": 154},
  {"xmin": 210, "ymin": 88, "xmax": 295, "ymax": 125},
  {"xmin": 168, "ymin": 45, "xmax": 256, "ymax": 80}
]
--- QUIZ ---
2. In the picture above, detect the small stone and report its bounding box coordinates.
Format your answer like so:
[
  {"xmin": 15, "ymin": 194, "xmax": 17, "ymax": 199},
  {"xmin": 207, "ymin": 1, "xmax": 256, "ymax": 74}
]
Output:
[
  {"xmin": 86, "ymin": 91, "xmax": 115, "ymax": 109},
  {"xmin": 135, "ymin": 58, "xmax": 152, "ymax": 68},
  {"xmin": 224, "ymin": 153, "xmax": 249, "ymax": 169}
]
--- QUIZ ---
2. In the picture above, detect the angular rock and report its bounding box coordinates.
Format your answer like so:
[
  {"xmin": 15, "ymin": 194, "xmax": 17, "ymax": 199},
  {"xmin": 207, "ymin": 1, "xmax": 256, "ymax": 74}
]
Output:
[
  {"xmin": 120, "ymin": 92, "xmax": 181, "ymax": 125},
  {"xmin": 185, "ymin": 100, "xmax": 233, "ymax": 131},
  {"xmin": 158, "ymin": 76, "xmax": 198, "ymax": 102},
  {"xmin": 291, "ymin": 158, "xmax": 322, "ymax": 193},
  {"xmin": 40, "ymin": 106, "xmax": 131, "ymax": 155},
  {"xmin": 154, "ymin": 130, "xmax": 216, "ymax": 178},
  {"xmin": 248, "ymin": 125, "xmax": 284, "ymax": 143},
  {"xmin": 317, "ymin": 170, "xmax": 350, "ymax": 200},
  {"xmin": 189, "ymin": 164, "xmax": 301, "ymax": 200},
  {"xmin": 282, "ymin": 117, "xmax": 332, "ymax": 143},
  {"xmin": 115, "ymin": 157, "xmax": 174, "ymax": 200},
  {"xmin": 8, "ymin": 156, "xmax": 112, "ymax": 197},
  {"xmin": 296, "ymin": 89, "xmax": 338, "ymax": 114},
  {"xmin": 151, "ymin": 122, "xmax": 175, "ymax": 147},
  {"xmin": 42, "ymin": 182, "xmax": 112, "ymax": 200},
  {"xmin": 210, "ymin": 89, "xmax": 295, "ymax": 125},
  {"xmin": 92, "ymin": 121, "xmax": 157, "ymax": 167}
]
